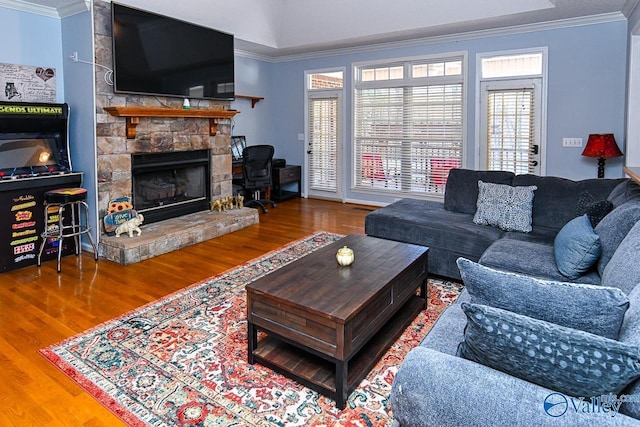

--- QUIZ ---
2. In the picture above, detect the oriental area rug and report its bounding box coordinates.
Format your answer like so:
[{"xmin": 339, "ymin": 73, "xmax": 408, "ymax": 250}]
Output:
[{"xmin": 41, "ymin": 232, "xmax": 462, "ymax": 427}]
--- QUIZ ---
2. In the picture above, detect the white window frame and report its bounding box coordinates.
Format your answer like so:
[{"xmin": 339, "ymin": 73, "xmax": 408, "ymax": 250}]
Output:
[
  {"xmin": 352, "ymin": 52, "xmax": 467, "ymax": 199},
  {"xmin": 475, "ymin": 47, "xmax": 548, "ymax": 175}
]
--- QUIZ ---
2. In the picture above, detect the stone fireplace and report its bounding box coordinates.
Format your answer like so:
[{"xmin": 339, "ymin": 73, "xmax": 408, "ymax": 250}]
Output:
[{"xmin": 93, "ymin": 2, "xmax": 258, "ymax": 265}]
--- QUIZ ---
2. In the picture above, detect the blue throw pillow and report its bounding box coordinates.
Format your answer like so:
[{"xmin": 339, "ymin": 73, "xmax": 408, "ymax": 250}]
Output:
[
  {"xmin": 457, "ymin": 258, "xmax": 628, "ymax": 339},
  {"xmin": 458, "ymin": 303, "xmax": 640, "ymax": 398},
  {"xmin": 553, "ymin": 214, "xmax": 602, "ymax": 279},
  {"xmin": 473, "ymin": 181, "xmax": 537, "ymax": 232},
  {"xmin": 601, "ymin": 220, "xmax": 640, "ymax": 295}
]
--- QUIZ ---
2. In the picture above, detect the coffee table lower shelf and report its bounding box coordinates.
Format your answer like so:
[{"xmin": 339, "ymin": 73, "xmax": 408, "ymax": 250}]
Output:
[{"xmin": 249, "ymin": 294, "xmax": 425, "ymax": 409}]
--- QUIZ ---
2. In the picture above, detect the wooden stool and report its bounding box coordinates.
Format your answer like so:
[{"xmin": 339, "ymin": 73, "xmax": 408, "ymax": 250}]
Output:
[{"xmin": 37, "ymin": 188, "xmax": 98, "ymax": 272}]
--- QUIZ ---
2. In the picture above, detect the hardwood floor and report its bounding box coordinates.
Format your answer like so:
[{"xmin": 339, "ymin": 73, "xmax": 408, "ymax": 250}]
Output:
[{"xmin": 0, "ymin": 198, "xmax": 377, "ymax": 426}]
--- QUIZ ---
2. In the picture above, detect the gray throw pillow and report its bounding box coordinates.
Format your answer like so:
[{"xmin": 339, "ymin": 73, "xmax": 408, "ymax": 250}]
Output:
[
  {"xmin": 601, "ymin": 220, "xmax": 640, "ymax": 295},
  {"xmin": 608, "ymin": 180, "xmax": 640, "ymax": 207},
  {"xmin": 619, "ymin": 285, "xmax": 640, "ymax": 418},
  {"xmin": 553, "ymin": 214, "xmax": 602, "ymax": 280},
  {"xmin": 458, "ymin": 303, "xmax": 640, "ymax": 398},
  {"xmin": 443, "ymin": 169, "xmax": 515, "ymax": 214},
  {"xmin": 457, "ymin": 258, "xmax": 629, "ymax": 339},
  {"xmin": 473, "ymin": 181, "xmax": 537, "ymax": 232},
  {"xmin": 594, "ymin": 202, "xmax": 640, "ymax": 276}
]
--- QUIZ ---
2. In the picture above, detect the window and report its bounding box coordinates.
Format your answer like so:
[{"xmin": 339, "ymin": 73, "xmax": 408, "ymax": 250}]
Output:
[
  {"xmin": 478, "ymin": 49, "xmax": 546, "ymax": 175},
  {"xmin": 308, "ymin": 71, "xmax": 344, "ymax": 89},
  {"xmin": 353, "ymin": 55, "xmax": 465, "ymax": 196},
  {"xmin": 485, "ymin": 86, "xmax": 536, "ymax": 174}
]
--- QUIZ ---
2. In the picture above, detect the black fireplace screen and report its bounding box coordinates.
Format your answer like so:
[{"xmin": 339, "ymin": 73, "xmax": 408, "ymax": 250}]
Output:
[{"xmin": 131, "ymin": 149, "xmax": 211, "ymax": 223}]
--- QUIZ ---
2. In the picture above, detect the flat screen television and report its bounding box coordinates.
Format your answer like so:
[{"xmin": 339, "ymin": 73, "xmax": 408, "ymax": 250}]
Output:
[{"xmin": 111, "ymin": 3, "xmax": 234, "ymax": 100}]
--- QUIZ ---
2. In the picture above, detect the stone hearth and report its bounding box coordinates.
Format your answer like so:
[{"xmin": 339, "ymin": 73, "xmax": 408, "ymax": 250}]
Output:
[{"xmin": 99, "ymin": 208, "xmax": 258, "ymax": 265}]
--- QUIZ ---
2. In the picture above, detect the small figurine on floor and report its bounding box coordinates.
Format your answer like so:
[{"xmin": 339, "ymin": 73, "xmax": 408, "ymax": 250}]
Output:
[{"xmin": 115, "ymin": 214, "xmax": 144, "ymax": 237}]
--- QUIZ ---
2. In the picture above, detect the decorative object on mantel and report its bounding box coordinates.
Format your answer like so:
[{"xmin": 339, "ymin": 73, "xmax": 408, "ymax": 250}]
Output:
[
  {"xmin": 103, "ymin": 106, "xmax": 239, "ymax": 139},
  {"xmin": 114, "ymin": 213, "xmax": 144, "ymax": 238},
  {"xmin": 102, "ymin": 196, "xmax": 136, "ymax": 235},
  {"xmin": 582, "ymin": 133, "xmax": 623, "ymax": 178}
]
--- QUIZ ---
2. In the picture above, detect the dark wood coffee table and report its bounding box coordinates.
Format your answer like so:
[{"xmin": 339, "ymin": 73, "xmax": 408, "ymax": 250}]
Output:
[{"xmin": 246, "ymin": 234, "xmax": 428, "ymax": 409}]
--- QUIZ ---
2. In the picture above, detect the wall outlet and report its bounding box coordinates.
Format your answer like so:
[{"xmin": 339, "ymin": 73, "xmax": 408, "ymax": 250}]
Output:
[
  {"xmin": 297, "ymin": 133, "xmax": 305, "ymax": 141},
  {"xmin": 563, "ymin": 137, "xmax": 583, "ymax": 147}
]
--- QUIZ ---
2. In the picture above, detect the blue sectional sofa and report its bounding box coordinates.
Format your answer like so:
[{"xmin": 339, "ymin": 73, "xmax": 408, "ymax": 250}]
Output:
[
  {"xmin": 364, "ymin": 170, "xmax": 640, "ymax": 426},
  {"xmin": 365, "ymin": 169, "xmax": 635, "ymax": 280}
]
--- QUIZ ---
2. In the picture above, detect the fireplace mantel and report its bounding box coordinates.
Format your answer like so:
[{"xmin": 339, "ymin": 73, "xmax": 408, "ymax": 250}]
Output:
[{"xmin": 104, "ymin": 106, "xmax": 239, "ymax": 139}]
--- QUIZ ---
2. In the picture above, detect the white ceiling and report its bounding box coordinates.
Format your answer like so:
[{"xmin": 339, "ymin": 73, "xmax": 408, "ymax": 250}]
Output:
[{"xmin": 2, "ymin": 0, "xmax": 638, "ymax": 57}]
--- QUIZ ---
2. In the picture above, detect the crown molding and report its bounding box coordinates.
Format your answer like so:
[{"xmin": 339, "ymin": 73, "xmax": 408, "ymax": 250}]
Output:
[
  {"xmin": 235, "ymin": 48, "xmax": 276, "ymax": 63},
  {"xmin": 57, "ymin": 1, "xmax": 90, "ymax": 18},
  {"xmin": 269, "ymin": 12, "xmax": 627, "ymax": 63},
  {"xmin": 0, "ymin": 0, "xmax": 88, "ymax": 18}
]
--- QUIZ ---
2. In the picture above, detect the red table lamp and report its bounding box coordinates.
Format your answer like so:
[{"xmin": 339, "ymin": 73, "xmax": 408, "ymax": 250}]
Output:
[{"xmin": 581, "ymin": 133, "xmax": 623, "ymax": 178}]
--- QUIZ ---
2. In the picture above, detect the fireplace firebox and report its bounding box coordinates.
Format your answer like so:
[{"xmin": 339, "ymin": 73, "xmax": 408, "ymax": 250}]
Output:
[{"xmin": 131, "ymin": 149, "xmax": 211, "ymax": 224}]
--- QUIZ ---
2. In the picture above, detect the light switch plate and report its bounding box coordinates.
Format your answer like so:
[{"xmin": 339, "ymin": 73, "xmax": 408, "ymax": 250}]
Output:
[{"xmin": 563, "ymin": 137, "xmax": 583, "ymax": 147}]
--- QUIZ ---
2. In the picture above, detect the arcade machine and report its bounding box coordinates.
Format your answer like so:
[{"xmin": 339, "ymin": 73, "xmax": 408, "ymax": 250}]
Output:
[{"xmin": 0, "ymin": 101, "xmax": 83, "ymax": 272}]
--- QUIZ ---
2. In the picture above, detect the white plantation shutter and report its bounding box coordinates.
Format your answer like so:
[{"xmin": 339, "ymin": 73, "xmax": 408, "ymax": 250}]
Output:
[
  {"xmin": 354, "ymin": 58, "xmax": 464, "ymax": 195},
  {"xmin": 309, "ymin": 97, "xmax": 338, "ymax": 192},
  {"xmin": 486, "ymin": 87, "xmax": 536, "ymax": 174}
]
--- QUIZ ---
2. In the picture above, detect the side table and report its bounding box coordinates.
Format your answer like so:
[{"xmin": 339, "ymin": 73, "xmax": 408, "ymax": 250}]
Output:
[{"xmin": 272, "ymin": 165, "xmax": 301, "ymax": 202}]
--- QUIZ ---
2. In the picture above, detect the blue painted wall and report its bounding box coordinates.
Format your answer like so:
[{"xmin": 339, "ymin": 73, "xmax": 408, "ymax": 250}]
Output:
[
  {"xmin": 62, "ymin": 10, "xmax": 98, "ymax": 244},
  {"xmin": 0, "ymin": 7, "xmax": 65, "ymax": 102},
  {"xmin": 264, "ymin": 20, "xmax": 628, "ymax": 204},
  {"xmin": 230, "ymin": 55, "xmax": 274, "ymax": 150}
]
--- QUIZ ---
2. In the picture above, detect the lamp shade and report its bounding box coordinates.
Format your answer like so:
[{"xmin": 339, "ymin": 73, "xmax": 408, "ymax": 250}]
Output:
[{"xmin": 582, "ymin": 134, "xmax": 623, "ymax": 159}]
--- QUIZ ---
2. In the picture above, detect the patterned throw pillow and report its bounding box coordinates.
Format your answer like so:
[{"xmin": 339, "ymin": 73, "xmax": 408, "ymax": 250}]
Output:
[
  {"xmin": 458, "ymin": 303, "xmax": 640, "ymax": 397},
  {"xmin": 473, "ymin": 181, "xmax": 537, "ymax": 232},
  {"xmin": 575, "ymin": 191, "xmax": 613, "ymax": 227},
  {"xmin": 457, "ymin": 258, "xmax": 628, "ymax": 339},
  {"xmin": 553, "ymin": 214, "xmax": 602, "ymax": 280}
]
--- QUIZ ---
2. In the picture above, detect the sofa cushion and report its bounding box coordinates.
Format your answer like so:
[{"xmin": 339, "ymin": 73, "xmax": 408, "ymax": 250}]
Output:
[
  {"xmin": 458, "ymin": 303, "xmax": 640, "ymax": 397},
  {"xmin": 473, "ymin": 181, "xmax": 537, "ymax": 232},
  {"xmin": 553, "ymin": 214, "xmax": 602, "ymax": 280},
  {"xmin": 511, "ymin": 175, "xmax": 623, "ymax": 230},
  {"xmin": 608, "ymin": 179, "xmax": 640, "ymax": 207},
  {"xmin": 575, "ymin": 191, "xmax": 613, "ymax": 227},
  {"xmin": 479, "ymin": 239, "xmax": 601, "ymax": 285},
  {"xmin": 601, "ymin": 220, "xmax": 640, "ymax": 295},
  {"xmin": 365, "ymin": 198, "xmax": 504, "ymax": 279},
  {"xmin": 594, "ymin": 201, "xmax": 640, "ymax": 276},
  {"xmin": 457, "ymin": 258, "xmax": 628, "ymax": 338},
  {"xmin": 444, "ymin": 168, "xmax": 514, "ymax": 214},
  {"xmin": 619, "ymin": 285, "xmax": 640, "ymax": 418}
]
